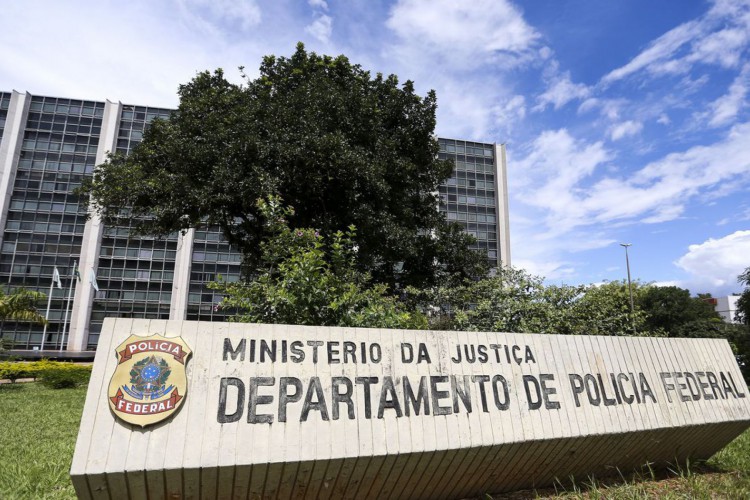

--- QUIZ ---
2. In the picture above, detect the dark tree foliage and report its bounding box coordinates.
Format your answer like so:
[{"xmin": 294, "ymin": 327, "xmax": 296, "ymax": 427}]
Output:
[
  {"xmin": 85, "ymin": 43, "xmax": 487, "ymax": 288},
  {"xmin": 673, "ymin": 319, "xmax": 750, "ymax": 382},
  {"xmin": 637, "ymin": 286, "xmax": 720, "ymax": 337},
  {"xmin": 737, "ymin": 267, "xmax": 750, "ymax": 326}
]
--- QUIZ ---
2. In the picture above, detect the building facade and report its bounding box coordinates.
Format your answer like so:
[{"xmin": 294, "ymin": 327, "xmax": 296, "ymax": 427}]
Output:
[
  {"xmin": 0, "ymin": 90, "xmax": 510, "ymax": 353},
  {"xmin": 713, "ymin": 295, "xmax": 740, "ymax": 324}
]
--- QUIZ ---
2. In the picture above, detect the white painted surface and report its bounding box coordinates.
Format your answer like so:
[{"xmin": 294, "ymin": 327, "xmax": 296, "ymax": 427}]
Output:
[
  {"xmin": 67, "ymin": 100, "xmax": 121, "ymax": 351},
  {"xmin": 72, "ymin": 320, "xmax": 750, "ymax": 499},
  {"xmin": 0, "ymin": 91, "xmax": 29, "ymax": 251}
]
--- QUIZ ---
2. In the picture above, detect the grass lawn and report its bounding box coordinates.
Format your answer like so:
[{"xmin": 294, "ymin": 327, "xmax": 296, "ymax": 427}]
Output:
[
  {"xmin": 1, "ymin": 382, "xmax": 750, "ymax": 499},
  {"xmin": 0, "ymin": 383, "xmax": 86, "ymax": 500}
]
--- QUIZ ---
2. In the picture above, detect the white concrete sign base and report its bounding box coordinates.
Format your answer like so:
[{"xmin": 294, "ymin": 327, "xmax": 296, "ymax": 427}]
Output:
[{"xmin": 71, "ymin": 319, "xmax": 750, "ymax": 499}]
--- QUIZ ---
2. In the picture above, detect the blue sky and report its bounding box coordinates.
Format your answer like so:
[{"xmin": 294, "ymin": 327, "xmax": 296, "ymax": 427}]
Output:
[{"xmin": 2, "ymin": 0, "xmax": 749, "ymax": 296}]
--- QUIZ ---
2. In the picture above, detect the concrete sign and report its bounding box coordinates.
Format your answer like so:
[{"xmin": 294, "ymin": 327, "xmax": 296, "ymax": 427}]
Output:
[{"xmin": 71, "ymin": 319, "xmax": 750, "ymax": 499}]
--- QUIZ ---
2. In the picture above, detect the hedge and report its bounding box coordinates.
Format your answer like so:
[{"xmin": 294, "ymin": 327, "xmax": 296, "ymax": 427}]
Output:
[{"xmin": 0, "ymin": 360, "xmax": 91, "ymax": 388}]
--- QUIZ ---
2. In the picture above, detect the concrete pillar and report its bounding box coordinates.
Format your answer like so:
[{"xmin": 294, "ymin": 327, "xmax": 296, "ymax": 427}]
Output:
[
  {"xmin": 494, "ymin": 143, "xmax": 511, "ymax": 267},
  {"xmin": 170, "ymin": 229, "xmax": 195, "ymax": 320},
  {"xmin": 0, "ymin": 91, "xmax": 30, "ymax": 250},
  {"xmin": 67, "ymin": 101, "xmax": 121, "ymax": 351}
]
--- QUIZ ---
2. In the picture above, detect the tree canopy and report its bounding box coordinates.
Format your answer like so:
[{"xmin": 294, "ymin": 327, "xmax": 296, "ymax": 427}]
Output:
[
  {"xmin": 85, "ymin": 43, "xmax": 486, "ymax": 288},
  {"xmin": 0, "ymin": 288, "xmax": 47, "ymax": 324},
  {"xmin": 637, "ymin": 285, "xmax": 720, "ymax": 336},
  {"xmin": 737, "ymin": 267, "xmax": 750, "ymax": 326},
  {"xmin": 210, "ymin": 197, "xmax": 426, "ymax": 329},
  {"xmin": 409, "ymin": 273, "xmax": 653, "ymax": 337}
]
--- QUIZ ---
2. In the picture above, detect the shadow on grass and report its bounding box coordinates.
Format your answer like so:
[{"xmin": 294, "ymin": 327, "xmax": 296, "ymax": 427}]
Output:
[
  {"xmin": 0, "ymin": 383, "xmax": 25, "ymax": 392},
  {"xmin": 481, "ymin": 460, "xmax": 731, "ymax": 499}
]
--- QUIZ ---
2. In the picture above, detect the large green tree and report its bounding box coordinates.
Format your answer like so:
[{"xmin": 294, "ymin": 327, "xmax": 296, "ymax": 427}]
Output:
[
  {"xmin": 738, "ymin": 267, "xmax": 750, "ymax": 326},
  {"xmin": 85, "ymin": 43, "xmax": 486, "ymax": 288},
  {"xmin": 637, "ymin": 285, "xmax": 720, "ymax": 337},
  {"xmin": 211, "ymin": 197, "xmax": 426, "ymax": 329}
]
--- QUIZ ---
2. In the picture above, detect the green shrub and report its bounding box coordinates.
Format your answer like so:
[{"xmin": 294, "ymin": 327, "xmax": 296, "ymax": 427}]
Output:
[
  {"xmin": 0, "ymin": 362, "xmax": 30, "ymax": 383},
  {"xmin": 0, "ymin": 360, "xmax": 91, "ymax": 388},
  {"xmin": 37, "ymin": 362, "xmax": 91, "ymax": 389}
]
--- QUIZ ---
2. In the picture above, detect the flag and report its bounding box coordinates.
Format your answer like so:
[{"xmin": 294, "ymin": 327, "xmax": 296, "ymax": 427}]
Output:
[
  {"xmin": 89, "ymin": 268, "xmax": 100, "ymax": 292},
  {"xmin": 52, "ymin": 267, "xmax": 62, "ymax": 289}
]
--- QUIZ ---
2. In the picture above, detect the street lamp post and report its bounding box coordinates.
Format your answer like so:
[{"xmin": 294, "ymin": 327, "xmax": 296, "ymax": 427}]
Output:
[{"xmin": 620, "ymin": 243, "xmax": 635, "ymax": 333}]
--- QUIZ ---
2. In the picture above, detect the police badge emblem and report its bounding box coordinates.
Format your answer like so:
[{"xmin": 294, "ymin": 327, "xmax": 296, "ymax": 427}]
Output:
[{"xmin": 108, "ymin": 334, "xmax": 192, "ymax": 427}]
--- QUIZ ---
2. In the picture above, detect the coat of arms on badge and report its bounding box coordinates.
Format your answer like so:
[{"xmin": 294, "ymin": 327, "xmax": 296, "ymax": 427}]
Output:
[{"xmin": 108, "ymin": 334, "xmax": 192, "ymax": 427}]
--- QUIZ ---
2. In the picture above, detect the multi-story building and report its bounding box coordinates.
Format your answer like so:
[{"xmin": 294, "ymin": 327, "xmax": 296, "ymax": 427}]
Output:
[
  {"xmin": 0, "ymin": 91, "xmax": 510, "ymax": 354},
  {"xmin": 706, "ymin": 295, "xmax": 741, "ymax": 324}
]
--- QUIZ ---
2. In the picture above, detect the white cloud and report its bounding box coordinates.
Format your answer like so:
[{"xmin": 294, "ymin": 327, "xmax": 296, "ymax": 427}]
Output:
[
  {"xmin": 386, "ymin": 0, "xmax": 539, "ymax": 68},
  {"xmin": 578, "ymin": 98, "xmax": 626, "ymax": 120},
  {"xmin": 675, "ymin": 230, "xmax": 750, "ymax": 294},
  {"xmin": 706, "ymin": 64, "xmax": 750, "ymax": 127},
  {"xmin": 177, "ymin": 0, "xmax": 262, "ymax": 32},
  {"xmin": 601, "ymin": 20, "xmax": 702, "ymax": 84},
  {"xmin": 305, "ymin": 14, "xmax": 333, "ymax": 43},
  {"xmin": 512, "ymin": 122, "xmax": 750, "ymax": 249},
  {"xmin": 511, "ymin": 129, "xmax": 612, "ymax": 238},
  {"xmin": 601, "ymin": 1, "xmax": 750, "ymax": 85},
  {"xmin": 512, "ymin": 258, "xmax": 576, "ymax": 281},
  {"xmin": 308, "ymin": 0, "xmax": 328, "ymax": 10},
  {"xmin": 491, "ymin": 95, "xmax": 526, "ymax": 135},
  {"xmin": 657, "ymin": 113, "xmax": 671, "ymax": 125},
  {"xmin": 0, "ymin": 0, "xmax": 293, "ymax": 107},
  {"xmin": 609, "ymin": 120, "xmax": 643, "ymax": 141},
  {"xmin": 533, "ymin": 72, "xmax": 591, "ymax": 112}
]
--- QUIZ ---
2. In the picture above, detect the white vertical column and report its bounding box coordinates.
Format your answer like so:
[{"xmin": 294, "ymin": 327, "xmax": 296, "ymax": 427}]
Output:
[
  {"xmin": 170, "ymin": 228, "xmax": 195, "ymax": 320},
  {"xmin": 0, "ymin": 91, "xmax": 30, "ymax": 250},
  {"xmin": 494, "ymin": 143, "xmax": 511, "ymax": 268},
  {"xmin": 67, "ymin": 100, "xmax": 121, "ymax": 351}
]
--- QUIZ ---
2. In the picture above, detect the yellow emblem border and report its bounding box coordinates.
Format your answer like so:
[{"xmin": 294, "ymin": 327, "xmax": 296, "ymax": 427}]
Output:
[{"xmin": 108, "ymin": 333, "xmax": 192, "ymax": 428}]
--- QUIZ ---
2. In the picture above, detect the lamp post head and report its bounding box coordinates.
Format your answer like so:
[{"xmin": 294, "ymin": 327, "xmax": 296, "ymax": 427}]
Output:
[{"xmin": 620, "ymin": 243, "xmax": 632, "ymax": 248}]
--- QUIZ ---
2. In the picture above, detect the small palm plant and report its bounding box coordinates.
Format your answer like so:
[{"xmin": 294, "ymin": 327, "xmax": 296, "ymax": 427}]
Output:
[{"xmin": 0, "ymin": 288, "xmax": 47, "ymax": 324}]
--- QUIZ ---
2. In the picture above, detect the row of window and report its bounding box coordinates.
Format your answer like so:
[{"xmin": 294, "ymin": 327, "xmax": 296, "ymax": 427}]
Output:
[
  {"xmin": 466, "ymin": 231, "xmax": 498, "ymax": 241},
  {"xmin": 118, "ymin": 129, "xmax": 144, "ymax": 141},
  {"xmin": 5, "ymin": 220, "xmax": 85, "ymax": 234},
  {"xmin": 27, "ymin": 112, "xmax": 99, "ymax": 124},
  {"xmin": 193, "ymin": 231, "xmax": 228, "ymax": 242},
  {"xmin": 5, "ymin": 263, "xmax": 80, "ymax": 277},
  {"xmin": 3, "ymin": 219, "xmax": 86, "ymax": 234},
  {"xmin": 445, "ymin": 178, "xmax": 495, "ymax": 189},
  {"xmin": 2, "ymin": 230, "xmax": 83, "ymax": 244},
  {"xmin": 22, "ymin": 139, "xmax": 98, "ymax": 155},
  {"xmin": 93, "ymin": 290, "xmax": 172, "ymax": 302},
  {"xmin": 120, "ymin": 108, "xmax": 172, "ymax": 123},
  {"xmin": 29, "ymin": 99, "xmax": 104, "ymax": 117},
  {"xmin": 100, "ymin": 247, "xmax": 178, "ymax": 260},
  {"xmin": 101, "ymin": 227, "xmax": 178, "ymax": 240},
  {"xmin": 439, "ymin": 142, "xmax": 494, "ymax": 157},
  {"xmin": 441, "ymin": 195, "xmax": 496, "ymax": 207},
  {"xmin": 1, "ymin": 241, "xmax": 83, "ymax": 254},
  {"xmin": 446, "ymin": 212, "xmax": 497, "ymax": 223},
  {"xmin": 17, "ymin": 159, "xmax": 94, "ymax": 173},
  {"xmin": 192, "ymin": 251, "xmax": 242, "ymax": 263},
  {"xmin": 94, "ymin": 267, "xmax": 176, "ymax": 280},
  {"xmin": 7, "ymin": 200, "xmax": 85, "ymax": 214},
  {"xmin": 14, "ymin": 178, "xmax": 82, "ymax": 192},
  {"xmin": 451, "ymin": 170, "xmax": 495, "ymax": 180},
  {"xmin": 24, "ymin": 121, "xmax": 102, "ymax": 135}
]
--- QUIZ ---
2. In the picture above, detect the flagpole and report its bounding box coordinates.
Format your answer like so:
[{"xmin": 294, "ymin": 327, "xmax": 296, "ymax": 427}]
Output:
[
  {"xmin": 60, "ymin": 260, "xmax": 77, "ymax": 352},
  {"xmin": 41, "ymin": 276, "xmax": 54, "ymax": 351}
]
